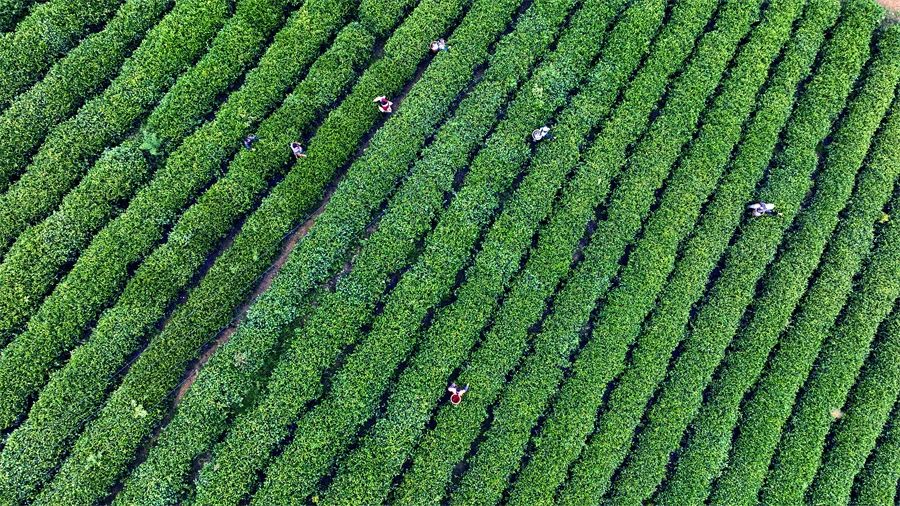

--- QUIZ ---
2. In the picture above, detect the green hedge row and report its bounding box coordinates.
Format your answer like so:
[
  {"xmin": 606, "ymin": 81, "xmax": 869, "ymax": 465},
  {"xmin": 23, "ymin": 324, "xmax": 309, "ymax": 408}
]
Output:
[
  {"xmin": 0, "ymin": 0, "xmax": 231, "ymax": 255},
  {"xmin": 31, "ymin": 0, "xmax": 490, "ymax": 502},
  {"xmin": 604, "ymin": 2, "xmax": 881, "ymax": 504},
  {"xmin": 0, "ymin": 0, "xmax": 172, "ymax": 192},
  {"xmin": 0, "ymin": 0, "xmax": 350, "ymax": 432},
  {"xmin": 0, "ymin": 0, "xmax": 36, "ymax": 31},
  {"xmin": 0, "ymin": 0, "xmax": 123, "ymax": 107},
  {"xmin": 495, "ymin": 1, "xmax": 762, "ymax": 503},
  {"xmin": 760, "ymin": 202, "xmax": 900, "ymax": 504},
  {"xmin": 136, "ymin": 0, "xmax": 294, "ymax": 154},
  {"xmin": 551, "ymin": 1, "xmax": 807, "ymax": 504},
  {"xmin": 759, "ymin": 87, "xmax": 900, "ymax": 506},
  {"xmin": 701, "ymin": 20, "xmax": 897, "ymax": 506},
  {"xmin": 0, "ymin": 0, "xmax": 292, "ymax": 340},
  {"xmin": 854, "ymin": 395, "xmax": 900, "ymax": 504},
  {"xmin": 118, "ymin": 0, "xmax": 526, "ymax": 502},
  {"xmin": 498, "ymin": 0, "xmax": 834, "ymax": 501},
  {"xmin": 7, "ymin": 10, "xmax": 362, "ymax": 506},
  {"xmin": 202, "ymin": 0, "xmax": 589, "ymax": 502},
  {"xmin": 666, "ymin": 28, "xmax": 900, "ymax": 506},
  {"xmin": 0, "ymin": 142, "xmax": 150, "ymax": 345},
  {"xmin": 391, "ymin": 8, "xmax": 681, "ymax": 506},
  {"xmin": 248, "ymin": 1, "xmax": 621, "ymax": 501},
  {"xmin": 0, "ymin": 21, "xmax": 369, "ymax": 506},
  {"xmin": 321, "ymin": 0, "xmax": 650, "ymax": 503},
  {"xmin": 809, "ymin": 298, "xmax": 900, "ymax": 504},
  {"xmin": 181, "ymin": 0, "xmax": 573, "ymax": 503}
]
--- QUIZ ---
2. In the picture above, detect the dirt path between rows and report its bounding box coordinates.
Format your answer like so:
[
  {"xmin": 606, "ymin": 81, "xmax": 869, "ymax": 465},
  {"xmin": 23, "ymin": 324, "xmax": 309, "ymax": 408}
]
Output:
[{"xmin": 171, "ymin": 188, "xmax": 334, "ymax": 404}]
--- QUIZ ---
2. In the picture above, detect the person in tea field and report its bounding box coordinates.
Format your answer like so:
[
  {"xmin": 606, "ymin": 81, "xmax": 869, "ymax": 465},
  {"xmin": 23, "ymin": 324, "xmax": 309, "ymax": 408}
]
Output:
[
  {"xmin": 531, "ymin": 125, "xmax": 552, "ymax": 142},
  {"xmin": 290, "ymin": 142, "xmax": 306, "ymax": 159},
  {"xmin": 242, "ymin": 134, "xmax": 258, "ymax": 151},
  {"xmin": 374, "ymin": 95, "xmax": 394, "ymax": 113},
  {"xmin": 448, "ymin": 383, "xmax": 469, "ymax": 405},
  {"xmin": 430, "ymin": 38, "xmax": 448, "ymax": 52},
  {"xmin": 748, "ymin": 201, "xmax": 780, "ymax": 217}
]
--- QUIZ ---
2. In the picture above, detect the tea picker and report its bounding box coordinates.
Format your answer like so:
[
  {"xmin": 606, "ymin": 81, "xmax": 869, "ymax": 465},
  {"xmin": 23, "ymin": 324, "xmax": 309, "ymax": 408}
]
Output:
[
  {"xmin": 242, "ymin": 134, "xmax": 258, "ymax": 150},
  {"xmin": 448, "ymin": 383, "xmax": 469, "ymax": 405},
  {"xmin": 747, "ymin": 201, "xmax": 780, "ymax": 217},
  {"xmin": 290, "ymin": 142, "xmax": 306, "ymax": 159},
  {"xmin": 374, "ymin": 95, "xmax": 394, "ymax": 113},
  {"xmin": 531, "ymin": 126, "xmax": 552, "ymax": 142},
  {"xmin": 430, "ymin": 38, "xmax": 448, "ymax": 52}
]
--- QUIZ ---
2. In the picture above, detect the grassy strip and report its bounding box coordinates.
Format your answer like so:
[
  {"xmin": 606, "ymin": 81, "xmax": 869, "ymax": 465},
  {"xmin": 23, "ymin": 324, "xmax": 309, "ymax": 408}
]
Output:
[
  {"xmin": 117, "ymin": 0, "xmax": 530, "ymax": 502},
  {"xmin": 0, "ymin": 0, "xmax": 293, "ymax": 342},
  {"xmin": 30, "ymin": 0, "xmax": 498, "ymax": 502},
  {"xmin": 185, "ymin": 0, "xmax": 577, "ymax": 503},
  {"xmin": 0, "ymin": 0, "xmax": 36, "ymax": 31},
  {"xmin": 0, "ymin": 23, "xmax": 370, "ymax": 506},
  {"xmin": 0, "ymin": 0, "xmax": 231, "ymax": 257},
  {"xmin": 759, "ymin": 100, "xmax": 900, "ymax": 506},
  {"xmin": 605, "ymin": 2, "xmax": 882, "ymax": 504},
  {"xmin": 809, "ymin": 302, "xmax": 900, "ymax": 504},
  {"xmin": 247, "ymin": 1, "xmax": 625, "ymax": 502},
  {"xmin": 0, "ymin": 143, "xmax": 150, "ymax": 344},
  {"xmin": 0, "ymin": 0, "xmax": 123, "ymax": 107},
  {"xmin": 0, "ymin": 0, "xmax": 172, "ymax": 192},
  {"xmin": 0, "ymin": 0, "xmax": 353, "ymax": 431},
  {"xmin": 391, "ymin": 2, "xmax": 713, "ymax": 502},
  {"xmin": 498, "ymin": 1, "xmax": 766, "ymax": 503},
  {"xmin": 666, "ymin": 41, "xmax": 900, "ymax": 505},
  {"xmin": 549, "ymin": 1, "xmax": 806, "ymax": 505},
  {"xmin": 320, "ymin": 1, "xmax": 653, "ymax": 504},
  {"xmin": 854, "ymin": 396, "xmax": 900, "ymax": 504}
]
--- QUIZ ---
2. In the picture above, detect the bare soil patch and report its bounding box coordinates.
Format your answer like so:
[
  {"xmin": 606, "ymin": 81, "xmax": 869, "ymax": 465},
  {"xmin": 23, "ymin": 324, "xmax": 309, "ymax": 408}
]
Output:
[{"xmin": 878, "ymin": 0, "xmax": 900, "ymax": 17}]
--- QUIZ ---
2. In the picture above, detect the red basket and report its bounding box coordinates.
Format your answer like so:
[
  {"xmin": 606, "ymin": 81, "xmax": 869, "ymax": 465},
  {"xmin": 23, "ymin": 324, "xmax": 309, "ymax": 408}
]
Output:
[{"xmin": 450, "ymin": 393, "xmax": 462, "ymax": 405}]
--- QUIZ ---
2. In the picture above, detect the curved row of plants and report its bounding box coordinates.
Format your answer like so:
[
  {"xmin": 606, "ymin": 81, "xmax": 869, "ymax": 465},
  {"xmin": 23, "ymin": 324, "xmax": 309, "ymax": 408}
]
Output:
[
  {"xmin": 854, "ymin": 394, "xmax": 900, "ymax": 504},
  {"xmin": 605, "ymin": 3, "xmax": 883, "ymax": 503},
  {"xmin": 0, "ymin": 0, "xmax": 231, "ymax": 257},
  {"xmin": 663, "ymin": 28, "xmax": 900, "ymax": 505},
  {"xmin": 808, "ymin": 295, "xmax": 900, "ymax": 504},
  {"xmin": 0, "ymin": 0, "xmax": 295, "ymax": 344},
  {"xmin": 118, "ymin": 0, "xmax": 536, "ymax": 501},
  {"xmin": 549, "ymin": 1, "xmax": 810, "ymax": 504},
  {"xmin": 0, "ymin": 0, "xmax": 173, "ymax": 192},
  {"xmin": 0, "ymin": 0, "xmax": 123, "ymax": 107},
  {"xmin": 321, "ymin": 0, "xmax": 663, "ymax": 503},
  {"xmin": 0, "ymin": 20, "xmax": 372, "ymax": 506}
]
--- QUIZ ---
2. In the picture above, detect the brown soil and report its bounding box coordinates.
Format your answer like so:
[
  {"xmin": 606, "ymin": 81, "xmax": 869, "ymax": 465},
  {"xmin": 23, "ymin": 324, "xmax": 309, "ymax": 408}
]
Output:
[
  {"xmin": 172, "ymin": 188, "xmax": 335, "ymax": 405},
  {"xmin": 878, "ymin": 0, "xmax": 900, "ymax": 16}
]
